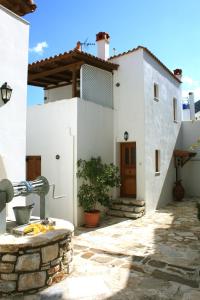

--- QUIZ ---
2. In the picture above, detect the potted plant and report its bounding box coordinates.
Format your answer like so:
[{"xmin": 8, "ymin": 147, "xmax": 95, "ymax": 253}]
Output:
[{"xmin": 77, "ymin": 157, "xmax": 120, "ymax": 227}]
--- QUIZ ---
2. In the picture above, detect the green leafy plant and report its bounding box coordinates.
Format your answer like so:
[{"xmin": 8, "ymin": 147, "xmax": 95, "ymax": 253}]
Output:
[{"xmin": 77, "ymin": 157, "xmax": 120, "ymax": 212}]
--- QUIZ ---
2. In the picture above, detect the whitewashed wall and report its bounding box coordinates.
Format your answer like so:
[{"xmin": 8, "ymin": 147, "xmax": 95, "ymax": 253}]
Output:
[
  {"xmin": 143, "ymin": 50, "xmax": 181, "ymax": 212},
  {"xmin": 27, "ymin": 99, "xmax": 78, "ymax": 223},
  {"xmin": 181, "ymin": 121, "xmax": 200, "ymax": 196},
  {"xmin": 44, "ymin": 85, "xmax": 72, "ymax": 103},
  {"xmin": 27, "ymin": 98, "xmax": 114, "ymax": 226},
  {"xmin": 77, "ymin": 99, "xmax": 114, "ymax": 225},
  {"xmin": 0, "ymin": 6, "xmax": 29, "ymax": 219},
  {"xmin": 110, "ymin": 50, "xmax": 145, "ymax": 201}
]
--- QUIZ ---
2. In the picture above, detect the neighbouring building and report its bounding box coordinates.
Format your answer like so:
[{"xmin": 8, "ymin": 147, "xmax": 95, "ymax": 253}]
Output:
[
  {"xmin": 27, "ymin": 32, "xmax": 184, "ymax": 225},
  {"xmin": 0, "ymin": 0, "xmax": 36, "ymax": 219}
]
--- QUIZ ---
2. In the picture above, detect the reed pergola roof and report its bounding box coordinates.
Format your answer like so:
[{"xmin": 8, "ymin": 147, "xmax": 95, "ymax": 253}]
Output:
[{"xmin": 28, "ymin": 49, "xmax": 119, "ymax": 89}]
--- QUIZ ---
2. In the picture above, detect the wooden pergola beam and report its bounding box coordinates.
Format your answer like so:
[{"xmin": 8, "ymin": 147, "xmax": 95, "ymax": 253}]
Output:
[
  {"xmin": 49, "ymin": 74, "xmax": 71, "ymax": 81},
  {"xmin": 29, "ymin": 61, "xmax": 84, "ymax": 81},
  {"xmin": 28, "ymin": 81, "xmax": 47, "ymax": 88}
]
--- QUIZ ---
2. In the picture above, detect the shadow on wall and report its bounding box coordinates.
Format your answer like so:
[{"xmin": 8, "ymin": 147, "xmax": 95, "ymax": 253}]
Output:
[
  {"xmin": 156, "ymin": 127, "xmax": 183, "ymax": 210},
  {"xmin": 156, "ymin": 156, "xmax": 175, "ymax": 209}
]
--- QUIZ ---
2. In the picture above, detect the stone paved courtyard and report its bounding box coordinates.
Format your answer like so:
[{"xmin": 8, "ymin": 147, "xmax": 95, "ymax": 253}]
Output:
[{"xmin": 1, "ymin": 198, "xmax": 200, "ymax": 299}]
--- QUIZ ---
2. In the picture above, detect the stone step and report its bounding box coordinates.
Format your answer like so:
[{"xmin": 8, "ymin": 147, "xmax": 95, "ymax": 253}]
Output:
[
  {"xmin": 111, "ymin": 204, "xmax": 145, "ymax": 213},
  {"xmin": 113, "ymin": 198, "xmax": 145, "ymax": 207},
  {"xmin": 107, "ymin": 209, "xmax": 144, "ymax": 219}
]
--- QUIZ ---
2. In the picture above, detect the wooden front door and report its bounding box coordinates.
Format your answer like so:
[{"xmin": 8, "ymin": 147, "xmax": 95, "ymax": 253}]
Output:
[
  {"xmin": 26, "ymin": 156, "xmax": 41, "ymax": 181},
  {"xmin": 120, "ymin": 142, "xmax": 136, "ymax": 197}
]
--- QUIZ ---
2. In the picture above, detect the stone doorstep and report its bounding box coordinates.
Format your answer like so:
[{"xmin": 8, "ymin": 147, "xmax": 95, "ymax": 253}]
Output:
[
  {"xmin": 113, "ymin": 198, "xmax": 145, "ymax": 207},
  {"xmin": 111, "ymin": 204, "xmax": 145, "ymax": 213},
  {"xmin": 107, "ymin": 209, "xmax": 145, "ymax": 219}
]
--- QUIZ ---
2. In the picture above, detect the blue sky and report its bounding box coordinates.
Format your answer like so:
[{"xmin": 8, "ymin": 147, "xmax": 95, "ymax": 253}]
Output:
[{"xmin": 25, "ymin": 0, "xmax": 200, "ymax": 105}]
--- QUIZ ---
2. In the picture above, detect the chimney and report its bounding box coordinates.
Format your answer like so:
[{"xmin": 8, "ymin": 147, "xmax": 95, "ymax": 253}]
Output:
[
  {"xmin": 173, "ymin": 69, "xmax": 182, "ymax": 81},
  {"xmin": 75, "ymin": 41, "xmax": 82, "ymax": 51},
  {"xmin": 188, "ymin": 92, "xmax": 195, "ymax": 120},
  {"xmin": 96, "ymin": 32, "xmax": 110, "ymax": 60}
]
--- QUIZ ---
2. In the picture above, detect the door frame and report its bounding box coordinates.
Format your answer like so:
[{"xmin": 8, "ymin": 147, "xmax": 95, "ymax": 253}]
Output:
[{"xmin": 120, "ymin": 142, "xmax": 137, "ymax": 198}]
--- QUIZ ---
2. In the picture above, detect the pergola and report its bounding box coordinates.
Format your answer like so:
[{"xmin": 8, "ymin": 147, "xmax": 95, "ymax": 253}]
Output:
[
  {"xmin": 28, "ymin": 49, "xmax": 118, "ymax": 97},
  {"xmin": 174, "ymin": 149, "xmax": 196, "ymax": 182},
  {"xmin": 0, "ymin": 0, "xmax": 36, "ymax": 16}
]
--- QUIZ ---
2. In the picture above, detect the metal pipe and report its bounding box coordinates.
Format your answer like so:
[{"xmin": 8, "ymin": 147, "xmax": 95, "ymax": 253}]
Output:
[
  {"xmin": 0, "ymin": 176, "xmax": 50, "ymax": 234},
  {"xmin": 51, "ymin": 184, "xmax": 66, "ymax": 199}
]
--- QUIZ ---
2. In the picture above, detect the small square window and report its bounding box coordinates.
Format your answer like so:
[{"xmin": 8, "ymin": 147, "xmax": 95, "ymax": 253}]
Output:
[
  {"xmin": 173, "ymin": 97, "xmax": 178, "ymax": 122},
  {"xmin": 155, "ymin": 150, "xmax": 160, "ymax": 175},
  {"xmin": 153, "ymin": 83, "xmax": 159, "ymax": 101}
]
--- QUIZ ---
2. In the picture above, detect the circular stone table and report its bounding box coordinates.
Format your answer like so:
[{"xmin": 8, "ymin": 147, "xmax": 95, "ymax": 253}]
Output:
[{"xmin": 0, "ymin": 218, "xmax": 74, "ymax": 297}]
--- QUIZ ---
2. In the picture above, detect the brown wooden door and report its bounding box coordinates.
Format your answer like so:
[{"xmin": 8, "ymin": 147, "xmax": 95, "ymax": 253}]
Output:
[
  {"xmin": 120, "ymin": 142, "xmax": 136, "ymax": 197},
  {"xmin": 26, "ymin": 156, "xmax": 41, "ymax": 181}
]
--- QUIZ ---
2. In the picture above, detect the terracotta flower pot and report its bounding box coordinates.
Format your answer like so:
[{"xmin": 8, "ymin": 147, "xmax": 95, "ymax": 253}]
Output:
[
  {"xmin": 84, "ymin": 210, "xmax": 100, "ymax": 228},
  {"xmin": 173, "ymin": 180, "xmax": 185, "ymax": 201}
]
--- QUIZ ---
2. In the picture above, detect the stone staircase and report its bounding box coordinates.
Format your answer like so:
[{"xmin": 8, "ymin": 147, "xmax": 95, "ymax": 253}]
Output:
[{"xmin": 107, "ymin": 198, "xmax": 145, "ymax": 219}]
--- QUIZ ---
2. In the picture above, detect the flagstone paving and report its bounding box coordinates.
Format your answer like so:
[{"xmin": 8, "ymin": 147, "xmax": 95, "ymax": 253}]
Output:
[{"xmin": 1, "ymin": 198, "xmax": 200, "ymax": 299}]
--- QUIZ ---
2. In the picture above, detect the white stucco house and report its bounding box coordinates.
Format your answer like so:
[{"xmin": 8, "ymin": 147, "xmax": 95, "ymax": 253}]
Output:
[
  {"xmin": 0, "ymin": 1, "xmax": 199, "ymax": 229},
  {"xmin": 27, "ymin": 32, "xmax": 186, "ymax": 226},
  {"xmin": 0, "ymin": 0, "xmax": 36, "ymax": 219}
]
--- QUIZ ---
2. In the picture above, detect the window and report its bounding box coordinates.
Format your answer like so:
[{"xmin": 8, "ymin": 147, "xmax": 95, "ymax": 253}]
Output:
[
  {"xmin": 173, "ymin": 97, "xmax": 178, "ymax": 122},
  {"xmin": 154, "ymin": 83, "xmax": 159, "ymax": 101},
  {"xmin": 155, "ymin": 150, "xmax": 160, "ymax": 175}
]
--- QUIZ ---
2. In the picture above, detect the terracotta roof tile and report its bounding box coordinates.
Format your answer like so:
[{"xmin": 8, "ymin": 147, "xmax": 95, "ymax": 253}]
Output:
[{"xmin": 29, "ymin": 49, "xmax": 118, "ymax": 70}]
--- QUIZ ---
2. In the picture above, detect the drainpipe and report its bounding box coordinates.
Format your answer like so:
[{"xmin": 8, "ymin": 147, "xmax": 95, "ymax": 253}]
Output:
[{"xmin": 188, "ymin": 92, "xmax": 195, "ymax": 121}]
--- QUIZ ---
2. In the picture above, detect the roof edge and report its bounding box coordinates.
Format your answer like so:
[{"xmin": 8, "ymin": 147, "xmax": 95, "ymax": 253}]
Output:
[
  {"xmin": 0, "ymin": 4, "xmax": 29, "ymax": 25},
  {"xmin": 109, "ymin": 46, "xmax": 181, "ymax": 84},
  {"xmin": 28, "ymin": 49, "xmax": 119, "ymax": 70}
]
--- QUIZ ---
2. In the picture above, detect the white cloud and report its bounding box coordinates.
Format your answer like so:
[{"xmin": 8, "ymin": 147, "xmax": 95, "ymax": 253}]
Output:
[
  {"xmin": 182, "ymin": 76, "xmax": 199, "ymax": 87},
  {"xmin": 182, "ymin": 76, "xmax": 194, "ymax": 85},
  {"xmin": 29, "ymin": 41, "xmax": 48, "ymax": 55}
]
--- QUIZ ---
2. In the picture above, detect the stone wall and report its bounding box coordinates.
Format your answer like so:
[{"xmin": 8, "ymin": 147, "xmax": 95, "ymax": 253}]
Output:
[{"xmin": 0, "ymin": 233, "xmax": 73, "ymax": 296}]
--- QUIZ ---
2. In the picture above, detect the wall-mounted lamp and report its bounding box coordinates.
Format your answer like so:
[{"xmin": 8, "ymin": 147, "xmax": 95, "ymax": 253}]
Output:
[
  {"xmin": 124, "ymin": 131, "xmax": 129, "ymax": 141},
  {"xmin": 0, "ymin": 82, "xmax": 12, "ymax": 104}
]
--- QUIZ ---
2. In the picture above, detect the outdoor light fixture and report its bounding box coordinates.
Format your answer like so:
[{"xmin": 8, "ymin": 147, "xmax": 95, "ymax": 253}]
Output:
[
  {"xmin": 124, "ymin": 131, "xmax": 129, "ymax": 141},
  {"xmin": 0, "ymin": 82, "xmax": 12, "ymax": 104}
]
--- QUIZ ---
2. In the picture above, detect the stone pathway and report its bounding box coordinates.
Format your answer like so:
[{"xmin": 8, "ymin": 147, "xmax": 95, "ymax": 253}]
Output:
[{"xmin": 1, "ymin": 198, "xmax": 200, "ymax": 299}]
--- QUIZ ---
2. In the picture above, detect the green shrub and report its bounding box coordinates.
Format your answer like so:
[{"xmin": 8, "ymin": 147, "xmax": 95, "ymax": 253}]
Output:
[{"xmin": 77, "ymin": 157, "xmax": 120, "ymax": 212}]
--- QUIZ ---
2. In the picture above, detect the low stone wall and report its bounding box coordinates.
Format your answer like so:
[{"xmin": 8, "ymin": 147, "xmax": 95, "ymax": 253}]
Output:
[{"xmin": 0, "ymin": 219, "xmax": 74, "ymax": 297}]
